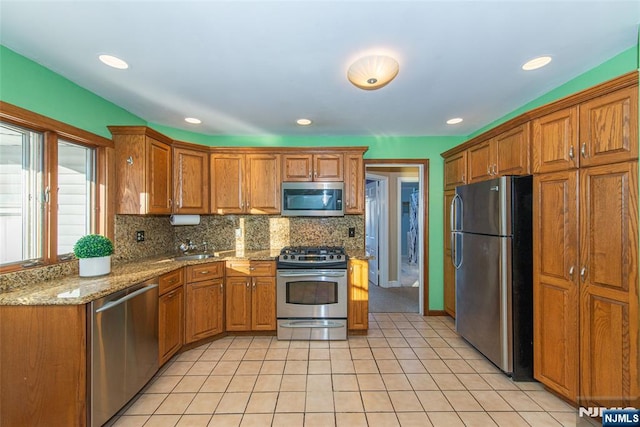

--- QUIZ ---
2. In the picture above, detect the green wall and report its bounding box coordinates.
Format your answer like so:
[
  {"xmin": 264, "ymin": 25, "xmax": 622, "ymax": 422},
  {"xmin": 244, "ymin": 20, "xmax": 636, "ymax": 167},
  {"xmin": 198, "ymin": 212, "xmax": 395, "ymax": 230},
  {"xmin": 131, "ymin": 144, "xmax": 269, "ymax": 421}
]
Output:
[{"xmin": 1, "ymin": 42, "xmax": 638, "ymax": 310}]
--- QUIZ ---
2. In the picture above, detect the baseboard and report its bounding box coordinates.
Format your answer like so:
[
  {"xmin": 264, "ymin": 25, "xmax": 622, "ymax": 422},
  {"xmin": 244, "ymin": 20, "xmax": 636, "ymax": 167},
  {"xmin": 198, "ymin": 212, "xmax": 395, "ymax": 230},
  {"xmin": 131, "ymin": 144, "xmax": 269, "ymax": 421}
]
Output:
[{"xmin": 427, "ymin": 310, "xmax": 448, "ymax": 316}]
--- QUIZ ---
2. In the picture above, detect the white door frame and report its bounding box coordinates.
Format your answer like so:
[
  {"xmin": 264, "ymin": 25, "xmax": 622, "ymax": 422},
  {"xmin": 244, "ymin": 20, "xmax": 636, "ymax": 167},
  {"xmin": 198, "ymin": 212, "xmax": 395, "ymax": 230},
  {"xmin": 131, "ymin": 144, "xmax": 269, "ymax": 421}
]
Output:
[
  {"xmin": 398, "ymin": 177, "xmax": 419, "ymax": 286},
  {"xmin": 365, "ymin": 172, "xmax": 389, "ymax": 290},
  {"xmin": 366, "ymin": 163, "xmax": 426, "ymax": 315}
]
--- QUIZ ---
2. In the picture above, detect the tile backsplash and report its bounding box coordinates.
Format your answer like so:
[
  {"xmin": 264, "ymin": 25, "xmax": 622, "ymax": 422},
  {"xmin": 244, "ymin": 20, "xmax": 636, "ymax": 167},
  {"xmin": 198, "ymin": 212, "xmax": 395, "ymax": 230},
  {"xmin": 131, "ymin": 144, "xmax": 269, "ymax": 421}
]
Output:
[
  {"xmin": 1, "ymin": 214, "xmax": 364, "ymax": 288},
  {"xmin": 116, "ymin": 214, "xmax": 365, "ymax": 261}
]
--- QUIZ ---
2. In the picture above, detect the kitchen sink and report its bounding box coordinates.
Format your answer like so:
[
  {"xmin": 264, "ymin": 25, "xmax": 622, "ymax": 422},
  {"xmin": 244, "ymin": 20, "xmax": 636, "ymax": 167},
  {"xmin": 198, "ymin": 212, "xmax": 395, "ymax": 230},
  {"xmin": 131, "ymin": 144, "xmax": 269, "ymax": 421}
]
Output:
[{"xmin": 173, "ymin": 253, "xmax": 216, "ymax": 261}]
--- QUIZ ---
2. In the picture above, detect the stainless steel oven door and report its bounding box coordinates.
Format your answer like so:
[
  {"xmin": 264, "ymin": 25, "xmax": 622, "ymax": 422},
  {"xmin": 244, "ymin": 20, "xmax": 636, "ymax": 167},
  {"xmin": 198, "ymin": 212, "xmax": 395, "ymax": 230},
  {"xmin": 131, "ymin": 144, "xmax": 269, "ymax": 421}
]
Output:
[{"xmin": 276, "ymin": 269, "xmax": 347, "ymax": 319}]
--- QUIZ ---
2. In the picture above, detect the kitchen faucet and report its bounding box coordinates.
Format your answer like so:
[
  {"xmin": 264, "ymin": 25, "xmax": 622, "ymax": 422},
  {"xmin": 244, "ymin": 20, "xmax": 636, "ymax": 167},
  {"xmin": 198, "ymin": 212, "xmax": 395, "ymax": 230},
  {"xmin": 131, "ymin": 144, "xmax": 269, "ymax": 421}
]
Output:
[{"xmin": 179, "ymin": 239, "xmax": 196, "ymax": 253}]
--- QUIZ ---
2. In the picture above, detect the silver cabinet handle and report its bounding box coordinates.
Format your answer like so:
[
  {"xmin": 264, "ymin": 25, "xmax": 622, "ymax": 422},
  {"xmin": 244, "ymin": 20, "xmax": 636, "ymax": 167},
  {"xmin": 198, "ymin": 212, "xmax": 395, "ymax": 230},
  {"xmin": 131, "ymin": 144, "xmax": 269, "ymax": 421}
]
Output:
[
  {"xmin": 487, "ymin": 165, "xmax": 491, "ymax": 176},
  {"xmin": 493, "ymin": 164, "xmax": 497, "ymax": 175},
  {"xmin": 581, "ymin": 143, "xmax": 587, "ymax": 158},
  {"xmin": 569, "ymin": 266, "xmax": 575, "ymax": 280},
  {"xmin": 580, "ymin": 267, "xmax": 587, "ymax": 281},
  {"xmin": 569, "ymin": 145, "xmax": 574, "ymax": 160}
]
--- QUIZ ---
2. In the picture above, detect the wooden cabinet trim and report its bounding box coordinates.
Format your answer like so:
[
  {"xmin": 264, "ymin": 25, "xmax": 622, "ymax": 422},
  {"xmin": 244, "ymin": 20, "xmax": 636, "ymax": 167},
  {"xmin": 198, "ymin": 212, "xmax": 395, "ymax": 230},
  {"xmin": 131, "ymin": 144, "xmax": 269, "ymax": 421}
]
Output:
[{"xmin": 442, "ymin": 71, "xmax": 638, "ymax": 158}]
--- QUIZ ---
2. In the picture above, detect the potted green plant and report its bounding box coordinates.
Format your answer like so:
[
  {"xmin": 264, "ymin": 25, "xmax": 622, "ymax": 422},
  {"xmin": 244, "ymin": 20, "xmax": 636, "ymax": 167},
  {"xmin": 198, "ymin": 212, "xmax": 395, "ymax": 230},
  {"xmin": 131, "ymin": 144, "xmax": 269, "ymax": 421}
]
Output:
[{"xmin": 73, "ymin": 234, "xmax": 114, "ymax": 277}]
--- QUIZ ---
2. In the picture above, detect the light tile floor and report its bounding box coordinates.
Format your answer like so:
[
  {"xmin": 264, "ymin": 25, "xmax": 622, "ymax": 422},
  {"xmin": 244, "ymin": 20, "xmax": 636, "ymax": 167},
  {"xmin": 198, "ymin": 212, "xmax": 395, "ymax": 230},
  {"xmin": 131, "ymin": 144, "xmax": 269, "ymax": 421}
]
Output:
[{"xmin": 108, "ymin": 314, "xmax": 583, "ymax": 427}]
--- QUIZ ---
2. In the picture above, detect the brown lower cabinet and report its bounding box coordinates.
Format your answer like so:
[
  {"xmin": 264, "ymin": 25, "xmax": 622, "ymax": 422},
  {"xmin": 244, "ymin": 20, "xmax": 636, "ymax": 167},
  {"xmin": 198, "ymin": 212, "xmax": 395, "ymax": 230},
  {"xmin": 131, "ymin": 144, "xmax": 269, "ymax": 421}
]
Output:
[
  {"xmin": 533, "ymin": 161, "xmax": 639, "ymax": 406},
  {"xmin": 159, "ymin": 269, "xmax": 185, "ymax": 365},
  {"xmin": 348, "ymin": 259, "xmax": 369, "ymax": 330},
  {"xmin": 0, "ymin": 305, "xmax": 87, "ymax": 426},
  {"xmin": 225, "ymin": 260, "xmax": 277, "ymax": 331},
  {"xmin": 184, "ymin": 262, "xmax": 225, "ymax": 344}
]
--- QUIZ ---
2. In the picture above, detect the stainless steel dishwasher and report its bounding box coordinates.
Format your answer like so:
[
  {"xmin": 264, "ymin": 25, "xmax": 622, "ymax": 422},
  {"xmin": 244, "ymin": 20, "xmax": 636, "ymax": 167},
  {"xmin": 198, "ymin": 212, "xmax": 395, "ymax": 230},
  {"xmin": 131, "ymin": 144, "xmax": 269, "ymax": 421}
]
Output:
[{"xmin": 89, "ymin": 279, "xmax": 159, "ymax": 427}]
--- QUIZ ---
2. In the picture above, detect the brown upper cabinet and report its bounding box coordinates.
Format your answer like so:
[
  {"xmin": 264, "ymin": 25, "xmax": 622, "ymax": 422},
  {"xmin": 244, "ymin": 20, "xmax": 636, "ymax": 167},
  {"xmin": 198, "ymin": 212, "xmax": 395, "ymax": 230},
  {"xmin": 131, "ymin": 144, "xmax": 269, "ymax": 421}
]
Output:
[
  {"xmin": 173, "ymin": 146, "xmax": 209, "ymax": 214},
  {"xmin": 282, "ymin": 153, "xmax": 343, "ymax": 182},
  {"xmin": 210, "ymin": 152, "xmax": 281, "ymax": 215},
  {"xmin": 468, "ymin": 123, "xmax": 530, "ymax": 183},
  {"xmin": 110, "ymin": 126, "xmax": 173, "ymax": 214},
  {"xmin": 344, "ymin": 153, "xmax": 365, "ymax": 214},
  {"xmin": 443, "ymin": 150, "xmax": 467, "ymax": 190},
  {"xmin": 533, "ymin": 86, "xmax": 638, "ymax": 173}
]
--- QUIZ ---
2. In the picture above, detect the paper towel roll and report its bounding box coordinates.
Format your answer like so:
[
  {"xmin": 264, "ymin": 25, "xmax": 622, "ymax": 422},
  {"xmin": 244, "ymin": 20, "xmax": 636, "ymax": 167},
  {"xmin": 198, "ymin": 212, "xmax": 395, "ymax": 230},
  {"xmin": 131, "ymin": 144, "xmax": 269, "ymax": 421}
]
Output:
[{"xmin": 170, "ymin": 215, "xmax": 201, "ymax": 226}]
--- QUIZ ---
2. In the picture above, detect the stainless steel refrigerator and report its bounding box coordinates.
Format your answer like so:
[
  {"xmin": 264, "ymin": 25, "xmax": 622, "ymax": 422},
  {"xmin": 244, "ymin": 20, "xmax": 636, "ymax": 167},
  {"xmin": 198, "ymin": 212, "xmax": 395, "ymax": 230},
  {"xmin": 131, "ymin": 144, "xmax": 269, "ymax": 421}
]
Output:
[{"xmin": 451, "ymin": 175, "xmax": 533, "ymax": 381}]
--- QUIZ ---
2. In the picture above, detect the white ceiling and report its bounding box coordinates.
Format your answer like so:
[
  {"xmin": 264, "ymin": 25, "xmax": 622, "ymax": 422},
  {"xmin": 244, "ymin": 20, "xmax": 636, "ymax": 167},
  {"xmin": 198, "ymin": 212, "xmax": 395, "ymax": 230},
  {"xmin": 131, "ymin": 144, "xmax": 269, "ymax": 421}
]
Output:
[{"xmin": 1, "ymin": 1, "xmax": 639, "ymax": 137}]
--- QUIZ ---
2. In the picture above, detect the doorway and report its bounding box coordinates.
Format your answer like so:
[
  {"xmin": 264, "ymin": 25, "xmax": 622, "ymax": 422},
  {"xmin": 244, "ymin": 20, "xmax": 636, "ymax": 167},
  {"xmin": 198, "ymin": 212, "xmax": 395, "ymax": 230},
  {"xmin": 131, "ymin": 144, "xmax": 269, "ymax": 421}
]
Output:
[{"xmin": 365, "ymin": 159, "xmax": 429, "ymax": 315}]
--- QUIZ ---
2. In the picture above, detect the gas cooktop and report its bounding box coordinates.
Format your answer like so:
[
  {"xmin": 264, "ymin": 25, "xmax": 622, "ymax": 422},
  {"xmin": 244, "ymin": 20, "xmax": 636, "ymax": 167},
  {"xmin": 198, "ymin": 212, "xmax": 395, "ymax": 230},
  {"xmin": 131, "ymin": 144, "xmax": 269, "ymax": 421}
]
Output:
[{"xmin": 277, "ymin": 246, "xmax": 348, "ymax": 269}]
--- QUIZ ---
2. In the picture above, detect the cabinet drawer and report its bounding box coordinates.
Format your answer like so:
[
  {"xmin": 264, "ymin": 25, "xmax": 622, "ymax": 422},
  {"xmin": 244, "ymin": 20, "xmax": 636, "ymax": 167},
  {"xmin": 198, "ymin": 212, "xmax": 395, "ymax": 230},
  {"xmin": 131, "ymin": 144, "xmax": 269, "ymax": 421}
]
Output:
[
  {"xmin": 226, "ymin": 260, "xmax": 276, "ymax": 277},
  {"xmin": 159, "ymin": 268, "xmax": 184, "ymax": 295},
  {"xmin": 186, "ymin": 262, "xmax": 224, "ymax": 282}
]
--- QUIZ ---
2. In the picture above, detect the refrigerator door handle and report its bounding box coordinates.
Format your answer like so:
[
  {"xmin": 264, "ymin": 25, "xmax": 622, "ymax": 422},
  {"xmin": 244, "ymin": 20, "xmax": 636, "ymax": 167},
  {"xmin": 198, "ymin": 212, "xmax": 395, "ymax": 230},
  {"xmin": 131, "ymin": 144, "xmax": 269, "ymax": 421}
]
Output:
[
  {"xmin": 451, "ymin": 193, "xmax": 462, "ymax": 232},
  {"xmin": 452, "ymin": 232, "xmax": 463, "ymax": 269}
]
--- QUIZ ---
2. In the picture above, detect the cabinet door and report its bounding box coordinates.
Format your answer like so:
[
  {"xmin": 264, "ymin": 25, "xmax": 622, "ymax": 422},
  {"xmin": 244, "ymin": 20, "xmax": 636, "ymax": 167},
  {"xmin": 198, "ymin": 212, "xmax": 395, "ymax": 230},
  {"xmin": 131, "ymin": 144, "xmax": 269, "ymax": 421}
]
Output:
[
  {"xmin": 533, "ymin": 171, "xmax": 579, "ymax": 402},
  {"xmin": 251, "ymin": 276, "xmax": 276, "ymax": 331},
  {"xmin": 173, "ymin": 148, "xmax": 209, "ymax": 214},
  {"xmin": 147, "ymin": 137, "xmax": 173, "ymax": 214},
  {"xmin": 211, "ymin": 154, "xmax": 245, "ymax": 214},
  {"xmin": 225, "ymin": 276, "xmax": 252, "ymax": 331},
  {"xmin": 579, "ymin": 86, "xmax": 638, "ymax": 168},
  {"xmin": 185, "ymin": 279, "xmax": 224, "ymax": 343},
  {"xmin": 344, "ymin": 153, "xmax": 364, "ymax": 214},
  {"xmin": 494, "ymin": 123, "xmax": 530, "ymax": 176},
  {"xmin": 532, "ymin": 107, "xmax": 579, "ymax": 173},
  {"xmin": 246, "ymin": 153, "xmax": 281, "ymax": 214},
  {"xmin": 443, "ymin": 151, "xmax": 467, "ymax": 190},
  {"xmin": 314, "ymin": 154, "xmax": 343, "ymax": 181},
  {"xmin": 159, "ymin": 287, "xmax": 184, "ymax": 365},
  {"xmin": 282, "ymin": 154, "xmax": 313, "ymax": 181},
  {"xmin": 348, "ymin": 259, "xmax": 369, "ymax": 330},
  {"xmin": 579, "ymin": 162, "xmax": 638, "ymax": 408},
  {"xmin": 443, "ymin": 190, "xmax": 456, "ymax": 317},
  {"xmin": 467, "ymin": 141, "xmax": 493, "ymax": 183}
]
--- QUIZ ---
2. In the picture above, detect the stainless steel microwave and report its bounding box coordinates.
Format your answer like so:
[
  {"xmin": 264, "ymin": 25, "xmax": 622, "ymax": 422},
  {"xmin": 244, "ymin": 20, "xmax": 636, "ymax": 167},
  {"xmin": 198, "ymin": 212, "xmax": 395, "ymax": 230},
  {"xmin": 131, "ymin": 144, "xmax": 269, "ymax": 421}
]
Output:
[{"xmin": 281, "ymin": 182, "xmax": 344, "ymax": 216}]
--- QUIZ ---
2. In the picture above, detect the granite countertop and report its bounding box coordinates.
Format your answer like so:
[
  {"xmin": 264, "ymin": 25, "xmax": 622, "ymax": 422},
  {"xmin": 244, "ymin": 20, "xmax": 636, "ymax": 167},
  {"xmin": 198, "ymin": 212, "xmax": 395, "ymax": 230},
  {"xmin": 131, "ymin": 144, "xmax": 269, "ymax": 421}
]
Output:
[{"xmin": 0, "ymin": 249, "xmax": 370, "ymax": 306}]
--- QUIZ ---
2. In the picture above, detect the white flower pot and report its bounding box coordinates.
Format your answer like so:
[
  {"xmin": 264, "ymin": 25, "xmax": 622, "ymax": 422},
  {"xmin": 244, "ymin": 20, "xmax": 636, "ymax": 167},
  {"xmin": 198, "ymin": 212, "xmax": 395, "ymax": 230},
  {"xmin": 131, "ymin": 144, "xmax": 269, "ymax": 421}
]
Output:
[{"xmin": 79, "ymin": 255, "xmax": 111, "ymax": 277}]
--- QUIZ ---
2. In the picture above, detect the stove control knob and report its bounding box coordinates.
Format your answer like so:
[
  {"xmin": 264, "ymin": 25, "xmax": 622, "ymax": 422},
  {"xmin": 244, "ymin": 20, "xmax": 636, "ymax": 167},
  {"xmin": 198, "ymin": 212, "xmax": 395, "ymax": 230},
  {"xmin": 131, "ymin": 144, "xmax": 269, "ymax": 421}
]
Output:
[
  {"xmin": 336, "ymin": 255, "xmax": 342, "ymax": 260},
  {"xmin": 291, "ymin": 255, "xmax": 296, "ymax": 260},
  {"xmin": 282, "ymin": 255, "xmax": 288, "ymax": 260},
  {"xmin": 329, "ymin": 255, "xmax": 334, "ymax": 259}
]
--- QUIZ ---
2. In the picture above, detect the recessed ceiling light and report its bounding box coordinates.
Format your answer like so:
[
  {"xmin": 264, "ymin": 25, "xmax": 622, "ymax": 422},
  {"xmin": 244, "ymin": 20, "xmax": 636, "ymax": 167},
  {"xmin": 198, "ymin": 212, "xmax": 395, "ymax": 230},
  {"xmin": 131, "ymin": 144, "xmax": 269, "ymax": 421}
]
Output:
[
  {"xmin": 98, "ymin": 54, "xmax": 128, "ymax": 69},
  {"xmin": 446, "ymin": 117, "xmax": 463, "ymax": 125},
  {"xmin": 296, "ymin": 118, "xmax": 312, "ymax": 126},
  {"xmin": 522, "ymin": 56, "xmax": 552, "ymax": 71},
  {"xmin": 185, "ymin": 117, "xmax": 201, "ymax": 124}
]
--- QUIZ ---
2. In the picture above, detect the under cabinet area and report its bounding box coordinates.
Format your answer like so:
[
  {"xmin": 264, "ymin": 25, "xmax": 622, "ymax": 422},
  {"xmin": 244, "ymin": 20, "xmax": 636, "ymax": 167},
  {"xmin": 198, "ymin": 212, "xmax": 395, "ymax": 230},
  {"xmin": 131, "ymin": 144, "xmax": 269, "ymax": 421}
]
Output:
[
  {"xmin": 184, "ymin": 262, "xmax": 225, "ymax": 343},
  {"xmin": 225, "ymin": 260, "xmax": 277, "ymax": 331}
]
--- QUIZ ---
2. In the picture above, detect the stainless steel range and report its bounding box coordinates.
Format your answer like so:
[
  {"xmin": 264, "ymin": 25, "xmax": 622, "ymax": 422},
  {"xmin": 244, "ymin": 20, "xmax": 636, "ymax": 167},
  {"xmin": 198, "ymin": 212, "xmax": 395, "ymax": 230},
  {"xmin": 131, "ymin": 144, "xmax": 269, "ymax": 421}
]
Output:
[{"xmin": 276, "ymin": 246, "xmax": 348, "ymax": 340}]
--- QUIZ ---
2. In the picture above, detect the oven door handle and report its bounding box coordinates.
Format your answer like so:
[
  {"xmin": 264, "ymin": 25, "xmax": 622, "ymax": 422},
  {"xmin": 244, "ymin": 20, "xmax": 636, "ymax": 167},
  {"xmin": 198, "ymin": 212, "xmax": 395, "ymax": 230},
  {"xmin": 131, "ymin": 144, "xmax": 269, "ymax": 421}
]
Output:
[
  {"xmin": 278, "ymin": 271, "xmax": 346, "ymax": 278},
  {"xmin": 279, "ymin": 320, "xmax": 345, "ymax": 328}
]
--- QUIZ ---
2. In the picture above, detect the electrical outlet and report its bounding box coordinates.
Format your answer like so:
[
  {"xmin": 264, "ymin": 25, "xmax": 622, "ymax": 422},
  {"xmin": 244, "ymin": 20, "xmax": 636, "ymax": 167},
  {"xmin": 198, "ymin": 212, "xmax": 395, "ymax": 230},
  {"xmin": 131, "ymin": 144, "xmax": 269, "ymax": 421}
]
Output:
[
  {"xmin": 235, "ymin": 228, "xmax": 242, "ymax": 238},
  {"xmin": 136, "ymin": 230, "xmax": 145, "ymax": 242},
  {"xmin": 348, "ymin": 227, "xmax": 355, "ymax": 238}
]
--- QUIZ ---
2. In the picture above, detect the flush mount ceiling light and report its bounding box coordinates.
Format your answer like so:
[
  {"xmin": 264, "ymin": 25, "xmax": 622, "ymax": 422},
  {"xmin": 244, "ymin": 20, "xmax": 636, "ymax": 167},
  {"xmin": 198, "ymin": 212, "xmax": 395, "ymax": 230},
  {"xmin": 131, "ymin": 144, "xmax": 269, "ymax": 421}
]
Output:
[
  {"xmin": 98, "ymin": 54, "xmax": 128, "ymax": 69},
  {"xmin": 447, "ymin": 117, "xmax": 464, "ymax": 125},
  {"xmin": 347, "ymin": 55, "xmax": 399, "ymax": 90},
  {"xmin": 522, "ymin": 56, "xmax": 552, "ymax": 71},
  {"xmin": 184, "ymin": 117, "xmax": 201, "ymax": 124},
  {"xmin": 296, "ymin": 118, "xmax": 312, "ymax": 126}
]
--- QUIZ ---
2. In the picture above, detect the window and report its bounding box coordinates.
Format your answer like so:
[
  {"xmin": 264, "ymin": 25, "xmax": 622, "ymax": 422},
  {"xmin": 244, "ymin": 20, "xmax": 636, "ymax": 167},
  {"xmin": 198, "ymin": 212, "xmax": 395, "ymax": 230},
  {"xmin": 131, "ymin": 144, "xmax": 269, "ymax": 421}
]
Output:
[
  {"xmin": 57, "ymin": 140, "xmax": 95, "ymax": 257},
  {"xmin": 0, "ymin": 123, "xmax": 44, "ymax": 264},
  {"xmin": 0, "ymin": 103, "xmax": 112, "ymax": 271}
]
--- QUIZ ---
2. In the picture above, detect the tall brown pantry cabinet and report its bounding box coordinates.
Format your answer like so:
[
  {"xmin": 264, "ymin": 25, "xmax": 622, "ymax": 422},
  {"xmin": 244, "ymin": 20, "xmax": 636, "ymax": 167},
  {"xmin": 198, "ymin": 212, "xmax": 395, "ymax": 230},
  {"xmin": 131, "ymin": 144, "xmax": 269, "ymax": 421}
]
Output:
[{"xmin": 532, "ymin": 82, "xmax": 638, "ymax": 407}]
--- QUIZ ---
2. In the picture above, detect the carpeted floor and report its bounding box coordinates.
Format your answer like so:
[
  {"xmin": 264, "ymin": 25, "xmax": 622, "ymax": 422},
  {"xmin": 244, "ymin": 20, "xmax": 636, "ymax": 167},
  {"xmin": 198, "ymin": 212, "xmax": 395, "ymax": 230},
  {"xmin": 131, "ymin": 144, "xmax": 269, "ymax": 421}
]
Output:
[{"xmin": 368, "ymin": 282, "xmax": 419, "ymax": 313}]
